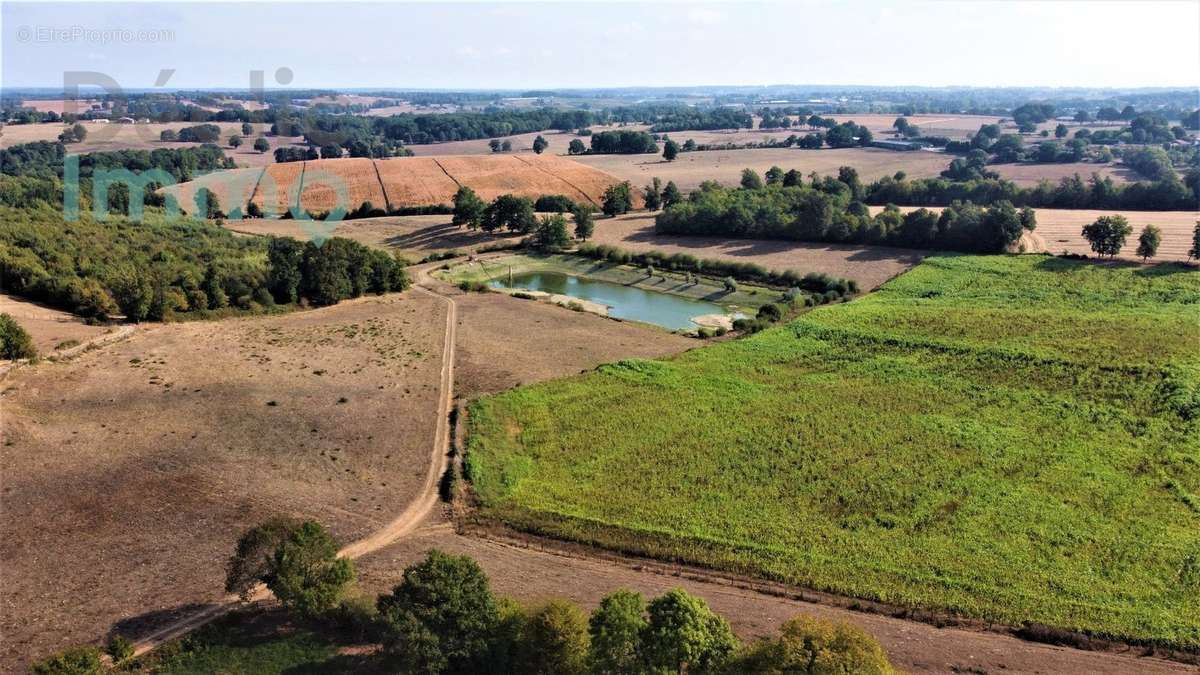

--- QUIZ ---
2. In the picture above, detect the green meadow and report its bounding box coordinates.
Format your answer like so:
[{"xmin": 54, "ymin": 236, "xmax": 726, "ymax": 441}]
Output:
[{"xmin": 466, "ymin": 254, "xmax": 1200, "ymax": 648}]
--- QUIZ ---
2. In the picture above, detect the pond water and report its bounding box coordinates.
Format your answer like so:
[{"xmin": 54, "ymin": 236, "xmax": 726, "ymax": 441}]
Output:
[{"xmin": 489, "ymin": 271, "xmax": 730, "ymax": 330}]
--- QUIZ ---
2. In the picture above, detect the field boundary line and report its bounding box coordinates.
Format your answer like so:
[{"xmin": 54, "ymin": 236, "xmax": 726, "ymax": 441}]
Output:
[
  {"xmin": 512, "ymin": 155, "xmax": 598, "ymax": 207},
  {"xmin": 294, "ymin": 161, "xmax": 307, "ymax": 213},
  {"xmin": 0, "ymin": 325, "xmax": 136, "ymax": 382},
  {"xmin": 430, "ymin": 157, "xmax": 463, "ymax": 188},
  {"xmin": 371, "ymin": 159, "xmax": 393, "ymax": 211},
  {"xmin": 128, "ymin": 263, "xmax": 461, "ymax": 659},
  {"xmin": 245, "ymin": 166, "xmax": 267, "ymax": 209}
]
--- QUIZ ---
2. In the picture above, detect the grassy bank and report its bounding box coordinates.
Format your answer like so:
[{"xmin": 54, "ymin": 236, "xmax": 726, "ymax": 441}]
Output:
[
  {"xmin": 466, "ymin": 254, "xmax": 1200, "ymax": 648},
  {"xmin": 435, "ymin": 253, "xmax": 779, "ymax": 312}
]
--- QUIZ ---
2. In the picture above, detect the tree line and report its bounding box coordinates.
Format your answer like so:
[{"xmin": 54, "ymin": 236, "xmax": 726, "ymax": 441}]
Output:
[
  {"xmin": 40, "ymin": 517, "xmax": 892, "ymax": 675},
  {"xmin": 0, "ymin": 204, "xmax": 408, "ymax": 323},
  {"xmin": 654, "ymin": 170, "xmax": 1035, "ymax": 253}
]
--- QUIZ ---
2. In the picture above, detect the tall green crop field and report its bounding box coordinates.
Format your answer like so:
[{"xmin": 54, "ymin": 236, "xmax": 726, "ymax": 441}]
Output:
[{"xmin": 466, "ymin": 254, "xmax": 1200, "ymax": 647}]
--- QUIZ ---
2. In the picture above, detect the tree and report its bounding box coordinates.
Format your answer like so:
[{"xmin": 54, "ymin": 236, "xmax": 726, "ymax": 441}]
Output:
[
  {"xmin": 662, "ymin": 139, "xmax": 679, "ymax": 162},
  {"xmin": 588, "ymin": 590, "xmax": 646, "ymax": 675},
  {"xmin": 268, "ymin": 521, "xmax": 354, "ymax": 618},
  {"xmin": 728, "ymin": 615, "xmax": 895, "ymax": 675},
  {"xmin": 241, "ymin": 122, "xmax": 253, "ymax": 136},
  {"xmin": 643, "ymin": 177, "xmax": 663, "ymax": 210},
  {"xmin": 782, "ymin": 169, "xmax": 802, "ymax": 187},
  {"xmin": 0, "ymin": 313, "xmax": 37, "ymax": 360},
  {"xmin": 764, "ymin": 165, "xmax": 785, "ymax": 186},
  {"xmin": 59, "ymin": 123, "xmax": 88, "ymax": 144},
  {"xmin": 1191, "ymin": 221, "xmax": 1200, "ymax": 261},
  {"xmin": 568, "ymin": 138, "xmax": 587, "ymax": 155},
  {"xmin": 483, "ymin": 194, "xmax": 537, "ymax": 233},
  {"xmin": 601, "ymin": 182, "xmax": 634, "ymax": 217},
  {"xmin": 266, "ymin": 237, "xmax": 305, "ymax": 304},
  {"xmin": 452, "ymin": 185, "xmax": 486, "ymax": 229},
  {"xmin": 247, "ymin": 201, "xmax": 264, "ymax": 218},
  {"xmin": 661, "ymin": 181, "xmax": 683, "ymax": 208},
  {"xmin": 682, "ymin": 138, "xmax": 697, "ymax": 152},
  {"xmin": 1136, "ymin": 224, "xmax": 1162, "ymax": 262},
  {"xmin": 110, "ymin": 268, "xmax": 153, "ymax": 322},
  {"xmin": 517, "ymin": 600, "xmax": 590, "ymax": 675},
  {"xmin": 376, "ymin": 550, "xmax": 499, "ymax": 675},
  {"xmin": 532, "ymin": 214, "xmax": 571, "ymax": 251},
  {"xmin": 572, "ymin": 206, "xmax": 595, "ymax": 240},
  {"xmin": 532, "ymin": 135, "xmax": 548, "ymax": 154},
  {"xmin": 740, "ymin": 169, "xmax": 764, "ymax": 190},
  {"xmin": 224, "ymin": 517, "xmax": 301, "ymax": 600},
  {"xmin": 1054, "ymin": 123, "xmax": 1069, "ymax": 138},
  {"xmin": 229, "ymin": 135, "xmax": 242, "ymax": 149},
  {"xmin": 253, "ymin": 137, "xmax": 270, "ymax": 153},
  {"xmin": 1081, "ymin": 214, "xmax": 1132, "ymax": 258},
  {"xmin": 489, "ymin": 139, "xmax": 502, "ymax": 153},
  {"xmin": 195, "ymin": 187, "xmax": 224, "ymax": 219},
  {"xmin": 320, "ymin": 143, "xmax": 342, "ymax": 159},
  {"xmin": 160, "ymin": 129, "xmax": 179, "ymax": 142},
  {"xmin": 641, "ymin": 589, "xmax": 737, "ymax": 674},
  {"xmin": 501, "ymin": 140, "xmax": 513, "ymax": 152}
]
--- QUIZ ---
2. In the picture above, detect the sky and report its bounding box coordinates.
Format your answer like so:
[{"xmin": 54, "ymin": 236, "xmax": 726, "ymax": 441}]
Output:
[{"xmin": 3, "ymin": 1, "xmax": 1199, "ymax": 91}]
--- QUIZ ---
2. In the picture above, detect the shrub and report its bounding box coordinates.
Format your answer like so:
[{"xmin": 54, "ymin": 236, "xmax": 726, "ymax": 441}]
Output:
[
  {"xmin": 29, "ymin": 646, "xmax": 103, "ymax": 675},
  {"xmin": 458, "ymin": 280, "xmax": 489, "ymax": 293},
  {"xmin": 105, "ymin": 634, "xmax": 134, "ymax": 664},
  {"xmin": 756, "ymin": 303, "xmax": 783, "ymax": 323},
  {"xmin": 728, "ymin": 615, "xmax": 895, "ymax": 674},
  {"xmin": 0, "ymin": 313, "xmax": 37, "ymax": 360},
  {"xmin": 517, "ymin": 599, "xmax": 590, "ymax": 675}
]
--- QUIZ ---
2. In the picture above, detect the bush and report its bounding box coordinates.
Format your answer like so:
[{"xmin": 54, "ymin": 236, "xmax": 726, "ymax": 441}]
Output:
[
  {"xmin": 0, "ymin": 313, "xmax": 37, "ymax": 360},
  {"xmin": 458, "ymin": 280, "xmax": 489, "ymax": 293},
  {"xmin": 29, "ymin": 646, "xmax": 103, "ymax": 675},
  {"xmin": 728, "ymin": 615, "xmax": 895, "ymax": 674},
  {"xmin": 516, "ymin": 599, "xmax": 590, "ymax": 675},
  {"xmin": 756, "ymin": 303, "xmax": 783, "ymax": 322},
  {"xmin": 105, "ymin": 634, "xmax": 134, "ymax": 664}
]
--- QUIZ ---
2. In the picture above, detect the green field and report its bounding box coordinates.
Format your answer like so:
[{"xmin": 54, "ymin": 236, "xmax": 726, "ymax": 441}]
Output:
[{"xmin": 466, "ymin": 255, "xmax": 1200, "ymax": 648}]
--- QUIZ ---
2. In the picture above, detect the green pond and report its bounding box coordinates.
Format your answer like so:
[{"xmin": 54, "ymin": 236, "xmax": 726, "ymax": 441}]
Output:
[{"xmin": 489, "ymin": 271, "xmax": 733, "ymax": 330}]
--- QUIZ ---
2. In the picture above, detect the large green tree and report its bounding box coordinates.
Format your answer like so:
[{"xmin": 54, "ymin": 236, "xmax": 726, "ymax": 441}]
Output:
[
  {"xmin": 588, "ymin": 590, "xmax": 647, "ymax": 675},
  {"xmin": 1136, "ymin": 224, "xmax": 1161, "ymax": 262},
  {"xmin": 640, "ymin": 589, "xmax": 738, "ymax": 674},
  {"xmin": 268, "ymin": 521, "xmax": 355, "ymax": 618},
  {"xmin": 376, "ymin": 550, "xmax": 500, "ymax": 675},
  {"xmin": 601, "ymin": 182, "xmax": 634, "ymax": 217},
  {"xmin": 452, "ymin": 185, "xmax": 486, "ymax": 229},
  {"xmin": 1081, "ymin": 214, "xmax": 1132, "ymax": 257}
]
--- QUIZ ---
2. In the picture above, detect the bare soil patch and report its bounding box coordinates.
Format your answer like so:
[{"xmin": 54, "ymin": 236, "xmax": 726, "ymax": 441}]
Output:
[
  {"xmin": 0, "ymin": 293, "xmax": 447, "ymax": 671},
  {"xmin": 0, "ymin": 293, "xmax": 114, "ymax": 357},
  {"xmin": 868, "ymin": 206, "xmax": 1198, "ymax": 262},
  {"xmin": 590, "ymin": 213, "xmax": 925, "ymax": 290}
]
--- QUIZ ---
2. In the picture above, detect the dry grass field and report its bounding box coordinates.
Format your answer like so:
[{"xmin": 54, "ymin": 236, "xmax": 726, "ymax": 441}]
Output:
[
  {"xmin": 0, "ymin": 293, "xmax": 115, "ymax": 357},
  {"xmin": 16, "ymin": 99, "xmax": 103, "ymax": 114},
  {"xmin": 0, "ymin": 121, "xmax": 301, "ymax": 168},
  {"xmin": 575, "ymin": 147, "xmax": 951, "ymax": 193},
  {"xmin": 164, "ymin": 155, "xmax": 628, "ymax": 215},
  {"xmin": 867, "ymin": 206, "xmax": 1198, "ymax": 261},
  {"xmin": 991, "ymin": 161, "xmax": 1136, "ymax": 185},
  {"xmin": 0, "ymin": 294, "xmax": 448, "ymax": 671},
  {"xmin": 223, "ymin": 215, "xmax": 525, "ymax": 258},
  {"xmin": 591, "ymin": 212, "xmax": 925, "ymax": 290}
]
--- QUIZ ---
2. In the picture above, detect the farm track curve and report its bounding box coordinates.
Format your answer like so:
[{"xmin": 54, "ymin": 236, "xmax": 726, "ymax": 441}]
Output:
[{"xmin": 128, "ymin": 261, "xmax": 459, "ymax": 658}]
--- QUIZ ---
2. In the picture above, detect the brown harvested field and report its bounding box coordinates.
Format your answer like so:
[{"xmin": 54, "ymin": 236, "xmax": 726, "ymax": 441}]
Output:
[
  {"xmin": 574, "ymin": 146, "xmax": 951, "ymax": 193},
  {"xmin": 16, "ymin": 99, "xmax": 103, "ymax": 114},
  {"xmin": 991, "ymin": 161, "xmax": 1136, "ymax": 186},
  {"xmin": 299, "ymin": 157, "xmax": 387, "ymax": 213},
  {"xmin": 0, "ymin": 293, "xmax": 449, "ymax": 671},
  {"xmin": 406, "ymin": 130, "xmax": 578, "ymax": 156},
  {"xmin": 590, "ymin": 213, "xmax": 925, "ymax": 290},
  {"xmin": 373, "ymin": 156, "xmax": 462, "ymax": 206},
  {"xmin": 223, "ymin": 215, "xmax": 525, "ymax": 258},
  {"xmin": 357, "ymin": 532, "xmax": 1192, "ymax": 675},
  {"xmin": 0, "ymin": 121, "xmax": 301, "ymax": 168},
  {"xmin": 0, "ymin": 293, "xmax": 116, "ymax": 357},
  {"xmin": 166, "ymin": 155, "xmax": 628, "ymax": 215},
  {"xmin": 867, "ymin": 206, "xmax": 1198, "ymax": 261}
]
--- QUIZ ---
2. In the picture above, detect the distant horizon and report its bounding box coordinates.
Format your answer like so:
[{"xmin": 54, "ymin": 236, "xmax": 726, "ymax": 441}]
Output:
[{"xmin": 4, "ymin": 1, "xmax": 1199, "ymax": 90}]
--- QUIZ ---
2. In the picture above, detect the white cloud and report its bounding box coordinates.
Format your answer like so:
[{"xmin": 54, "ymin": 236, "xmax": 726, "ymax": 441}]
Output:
[{"xmin": 687, "ymin": 8, "xmax": 723, "ymax": 25}]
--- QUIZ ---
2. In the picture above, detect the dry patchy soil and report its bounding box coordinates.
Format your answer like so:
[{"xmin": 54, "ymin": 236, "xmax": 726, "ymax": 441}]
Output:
[
  {"xmin": 591, "ymin": 213, "xmax": 925, "ymax": 290},
  {"xmin": 1, "ymin": 294, "xmax": 448, "ymax": 670},
  {"xmin": 223, "ymin": 215, "xmax": 524, "ymax": 259},
  {"xmin": 0, "ymin": 293, "xmax": 114, "ymax": 356}
]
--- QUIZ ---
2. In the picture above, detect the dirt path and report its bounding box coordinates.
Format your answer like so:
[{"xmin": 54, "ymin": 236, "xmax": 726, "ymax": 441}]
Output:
[{"xmin": 128, "ymin": 263, "xmax": 459, "ymax": 658}]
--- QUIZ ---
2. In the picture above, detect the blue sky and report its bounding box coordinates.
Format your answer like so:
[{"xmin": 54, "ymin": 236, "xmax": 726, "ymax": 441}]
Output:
[{"xmin": 3, "ymin": 1, "xmax": 1198, "ymax": 90}]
